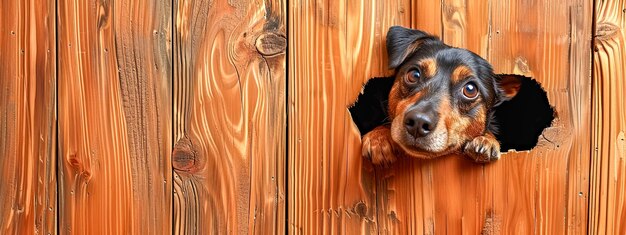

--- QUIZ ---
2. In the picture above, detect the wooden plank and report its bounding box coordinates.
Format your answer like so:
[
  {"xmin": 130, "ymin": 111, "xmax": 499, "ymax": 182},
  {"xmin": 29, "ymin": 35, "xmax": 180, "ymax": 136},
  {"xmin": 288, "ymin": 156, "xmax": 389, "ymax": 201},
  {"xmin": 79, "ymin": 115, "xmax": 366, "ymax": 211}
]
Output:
[
  {"xmin": 489, "ymin": 1, "xmax": 592, "ymax": 233},
  {"xmin": 288, "ymin": 0, "xmax": 592, "ymax": 234},
  {"xmin": 288, "ymin": 0, "xmax": 412, "ymax": 233},
  {"xmin": 0, "ymin": 0, "xmax": 57, "ymax": 234},
  {"xmin": 589, "ymin": 0, "xmax": 626, "ymax": 234},
  {"xmin": 57, "ymin": 0, "xmax": 172, "ymax": 234},
  {"xmin": 373, "ymin": 2, "xmax": 494, "ymax": 234},
  {"xmin": 172, "ymin": 0, "xmax": 286, "ymax": 234}
]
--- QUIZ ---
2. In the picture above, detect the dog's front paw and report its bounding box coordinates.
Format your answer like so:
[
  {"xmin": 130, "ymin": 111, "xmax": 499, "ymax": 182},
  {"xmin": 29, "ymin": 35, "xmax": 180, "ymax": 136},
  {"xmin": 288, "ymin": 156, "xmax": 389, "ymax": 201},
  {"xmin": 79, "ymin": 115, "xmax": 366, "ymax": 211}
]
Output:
[
  {"xmin": 362, "ymin": 127, "xmax": 397, "ymax": 167},
  {"xmin": 463, "ymin": 134, "xmax": 501, "ymax": 163}
]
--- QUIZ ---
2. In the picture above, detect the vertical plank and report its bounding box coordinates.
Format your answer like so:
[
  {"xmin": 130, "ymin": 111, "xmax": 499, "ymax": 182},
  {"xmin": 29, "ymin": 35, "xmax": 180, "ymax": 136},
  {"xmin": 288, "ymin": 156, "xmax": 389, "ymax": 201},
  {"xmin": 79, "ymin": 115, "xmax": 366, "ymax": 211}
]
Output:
[
  {"xmin": 565, "ymin": 1, "xmax": 594, "ymax": 233},
  {"xmin": 375, "ymin": 3, "xmax": 444, "ymax": 234},
  {"xmin": 590, "ymin": 0, "xmax": 626, "ymax": 234},
  {"xmin": 57, "ymin": 0, "xmax": 172, "ymax": 234},
  {"xmin": 0, "ymin": 0, "xmax": 57, "ymax": 234},
  {"xmin": 376, "ymin": 1, "xmax": 492, "ymax": 234},
  {"xmin": 374, "ymin": 0, "xmax": 593, "ymax": 234},
  {"xmin": 289, "ymin": 0, "xmax": 410, "ymax": 233},
  {"xmin": 490, "ymin": 0, "xmax": 592, "ymax": 233},
  {"xmin": 173, "ymin": 0, "xmax": 286, "ymax": 234}
]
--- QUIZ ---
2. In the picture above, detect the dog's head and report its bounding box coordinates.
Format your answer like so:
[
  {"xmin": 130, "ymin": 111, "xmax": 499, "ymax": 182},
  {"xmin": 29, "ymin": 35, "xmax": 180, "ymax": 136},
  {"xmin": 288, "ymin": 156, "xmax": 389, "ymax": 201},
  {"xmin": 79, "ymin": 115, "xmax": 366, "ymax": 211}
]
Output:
[{"xmin": 386, "ymin": 26, "xmax": 521, "ymax": 158}]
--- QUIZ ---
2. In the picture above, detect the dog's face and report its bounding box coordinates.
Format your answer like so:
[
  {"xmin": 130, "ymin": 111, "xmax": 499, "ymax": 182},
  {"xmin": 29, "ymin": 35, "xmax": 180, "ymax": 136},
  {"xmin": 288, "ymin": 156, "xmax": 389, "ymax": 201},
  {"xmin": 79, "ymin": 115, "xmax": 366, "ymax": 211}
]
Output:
[{"xmin": 386, "ymin": 26, "xmax": 520, "ymax": 158}]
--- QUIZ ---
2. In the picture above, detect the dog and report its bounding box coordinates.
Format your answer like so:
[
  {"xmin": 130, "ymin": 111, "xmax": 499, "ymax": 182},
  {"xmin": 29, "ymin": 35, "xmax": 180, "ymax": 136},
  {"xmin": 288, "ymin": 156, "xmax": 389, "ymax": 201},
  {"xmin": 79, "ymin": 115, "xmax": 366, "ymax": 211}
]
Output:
[{"xmin": 362, "ymin": 26, "xmax": 522, "ymax": 166}]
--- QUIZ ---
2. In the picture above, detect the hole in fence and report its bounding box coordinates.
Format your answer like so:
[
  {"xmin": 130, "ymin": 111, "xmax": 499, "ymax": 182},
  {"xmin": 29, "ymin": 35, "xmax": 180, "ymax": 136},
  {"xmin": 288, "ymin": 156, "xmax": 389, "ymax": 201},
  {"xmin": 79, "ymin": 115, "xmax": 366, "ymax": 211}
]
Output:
[
  {"xmin": 349, "ymin": 75, "xmax": 555, "ymax": 153},
  {"xmin": 348, "ymin": 77, "xmax": 395, "ymax": 135},
  {"xmin": 492, "ymin": 76, "xmax": 555, "ymax": 151}
]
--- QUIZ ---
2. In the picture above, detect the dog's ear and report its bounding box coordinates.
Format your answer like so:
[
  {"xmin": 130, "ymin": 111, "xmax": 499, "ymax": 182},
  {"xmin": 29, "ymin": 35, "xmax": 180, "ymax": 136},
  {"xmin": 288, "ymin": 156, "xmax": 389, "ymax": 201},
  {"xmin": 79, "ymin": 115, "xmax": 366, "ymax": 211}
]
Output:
[
  {"xmin": 496, "ymin": 74, "xmax": 523, "ymax": 101},
  {"xmin": 386, "ymin": 26, "xmax": 438, "ymax": 69}
]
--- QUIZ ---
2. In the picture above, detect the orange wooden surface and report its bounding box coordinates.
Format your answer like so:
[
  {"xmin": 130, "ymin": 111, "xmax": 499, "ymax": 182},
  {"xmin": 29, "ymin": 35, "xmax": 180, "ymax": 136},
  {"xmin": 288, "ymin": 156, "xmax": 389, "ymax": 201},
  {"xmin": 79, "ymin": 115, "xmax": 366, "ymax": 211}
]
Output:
[
  {"xmin": 589, "ymin": 0, "xmax": 626, "ymax": 234},
  {"xmin": 173, "ymin": 0, "xmax": 286, "ymax": 234},
  {"xmin": 0, "ymin": 0, "xmax": 624, "ymax": 234},
  {"xmin": 57, "ymin": 0, "xmax": 172, "ymax": 234},
  {"xmin": 289, "ymin": 0, "xmax": 595, "ymax": 234},
  {"xmin": 0, "ymin": 0, "xmax": 57, "ymax": 234}
]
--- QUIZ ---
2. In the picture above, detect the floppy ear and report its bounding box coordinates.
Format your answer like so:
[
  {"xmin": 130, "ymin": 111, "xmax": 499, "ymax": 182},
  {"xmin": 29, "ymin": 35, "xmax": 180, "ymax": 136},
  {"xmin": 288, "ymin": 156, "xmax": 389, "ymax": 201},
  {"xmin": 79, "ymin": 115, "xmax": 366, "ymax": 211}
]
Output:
[
  {"xmin": 386, "ymin": 26, "xmax": 438, "ymax": 69},
  {"xmin": 496, "ymin": 74, "xmax": 523, "ymax": 101}
]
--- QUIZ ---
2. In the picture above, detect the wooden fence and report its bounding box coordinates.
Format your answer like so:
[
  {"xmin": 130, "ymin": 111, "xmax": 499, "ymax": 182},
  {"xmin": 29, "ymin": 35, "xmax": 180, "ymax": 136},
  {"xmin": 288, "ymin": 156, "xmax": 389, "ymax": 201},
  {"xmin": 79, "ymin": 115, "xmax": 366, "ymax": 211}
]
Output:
[
  {"xmin": 289, "ymin": 0, "xmax": 626, "ymax": 234},
  {"xmin": 0, "ymin": 0, "xmax": 623, "ymax": 234}
]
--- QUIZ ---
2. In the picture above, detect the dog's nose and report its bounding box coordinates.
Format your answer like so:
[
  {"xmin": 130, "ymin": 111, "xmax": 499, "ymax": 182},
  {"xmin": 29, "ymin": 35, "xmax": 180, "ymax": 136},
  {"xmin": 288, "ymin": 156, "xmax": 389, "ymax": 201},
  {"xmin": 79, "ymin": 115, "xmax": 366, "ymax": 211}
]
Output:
[{"xmin": 404, "ymin": 110, "xmax": 436, "ymax": 137}]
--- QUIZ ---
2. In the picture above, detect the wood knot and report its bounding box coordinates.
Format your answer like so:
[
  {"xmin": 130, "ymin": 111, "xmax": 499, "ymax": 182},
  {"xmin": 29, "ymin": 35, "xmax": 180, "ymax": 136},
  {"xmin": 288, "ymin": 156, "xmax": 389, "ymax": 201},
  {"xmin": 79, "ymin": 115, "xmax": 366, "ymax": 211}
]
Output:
[
  {"xmin": 172, "ymin": 136, "xmax": 198, "ymax": 172},
  {"xmin": 595, "ymin": 23, "xmax": 619, "ymax": 41},
  {"xmin": 481, "ymin": 209, "xmax": 502, "ymax": 235},
  {"xmin": 255, "ymin": 32, "xmax": 286, "ymax": 56},
  {"xmin": 97, "ymin": 3, "xmax": 109, "ymax": 30},
  {"xmin": 354, "ymin": 201, "xmax": 368, "ymax": 218},
  {"xmin": 68, "ymin": 156, "xmax": 81, "ymax": 168},
  {"xmin": 67, "ymin": 152, "xmax": 84, "ymax": 171},
  {"xmin": 514, "ymin": 57, "xmax": 530, "ymax": 74},
  {"xmin": 389, "ymin": 211, "xmax": 399, "ymax": 222}
]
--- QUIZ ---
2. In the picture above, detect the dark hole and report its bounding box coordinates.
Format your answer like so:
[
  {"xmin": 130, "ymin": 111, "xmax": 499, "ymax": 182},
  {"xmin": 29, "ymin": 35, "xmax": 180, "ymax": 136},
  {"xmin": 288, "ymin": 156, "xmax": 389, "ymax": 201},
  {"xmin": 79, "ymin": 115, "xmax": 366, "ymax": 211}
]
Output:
[
  {"xmin": 348, "ymin": 77, "xmax": 395, "ymax": 135},
  {"xmin": 492, "ymin": 76, "xmax": 555, "ymax": 151},
  {"xmin": 349, "ymin": 75, "xmax": 555, "ymax": 152}
]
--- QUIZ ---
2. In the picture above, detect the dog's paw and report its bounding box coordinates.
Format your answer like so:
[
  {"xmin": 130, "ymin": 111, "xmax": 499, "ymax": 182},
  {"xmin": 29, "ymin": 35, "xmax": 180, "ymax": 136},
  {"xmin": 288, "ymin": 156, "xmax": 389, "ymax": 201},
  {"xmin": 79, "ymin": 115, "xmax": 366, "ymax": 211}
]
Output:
[
  {"xmin": 463, "ymin": 135, "xmax": 501, "ymax": 163},
  {"xmin": 362, "ymin": 127, "xmax": 397, "ymax": 167}
]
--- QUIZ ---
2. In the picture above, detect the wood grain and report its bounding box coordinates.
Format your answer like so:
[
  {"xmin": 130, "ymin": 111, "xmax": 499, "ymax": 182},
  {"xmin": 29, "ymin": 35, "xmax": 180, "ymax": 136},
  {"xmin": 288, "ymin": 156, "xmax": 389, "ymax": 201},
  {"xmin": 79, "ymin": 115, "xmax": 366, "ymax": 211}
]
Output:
[
  {"xmin": 173, "ymin": 0, "xmax": 286, "ymax": 234},
  {"xmin": 0, "ymin": 0, "xmax": 57, "ymax": 234},
  {"xmin": 57, "ymin": 0, "xmax": 172, "ymax": 234},
  {"xmin": 487, "ymin": 1, "xmax": 593, "ymax": 234},
  {"xmin": 289, "ymin": 0, "xmax": 411, "ymax": 233},
  {"xmin": 290, "ymin": 0, "xmax": 593, "ymax": 234},
  {"xmin": 0, "ymin": 0, "xmax": 620, "ymax": 234},
  {"xmin": 589, "ymin": 0, "xmax": 626, "ymax": 234},
  {"xmin": 380, "ymin": 0, "xmax": 593, "ymax": 233}
]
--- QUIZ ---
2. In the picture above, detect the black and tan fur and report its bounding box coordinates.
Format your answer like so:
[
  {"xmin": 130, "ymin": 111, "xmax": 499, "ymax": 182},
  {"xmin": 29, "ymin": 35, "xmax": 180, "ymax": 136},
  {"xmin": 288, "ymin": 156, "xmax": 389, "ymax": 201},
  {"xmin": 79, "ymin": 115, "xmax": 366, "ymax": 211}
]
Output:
[{"xmin": 362, "ymin": 26, "xmax": 522, "ymax": 166}]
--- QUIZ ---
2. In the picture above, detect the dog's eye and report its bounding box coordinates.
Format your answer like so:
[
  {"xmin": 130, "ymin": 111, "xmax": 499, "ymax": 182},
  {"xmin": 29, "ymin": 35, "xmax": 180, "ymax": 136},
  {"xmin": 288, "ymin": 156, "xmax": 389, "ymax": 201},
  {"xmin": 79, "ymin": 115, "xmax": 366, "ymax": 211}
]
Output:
[
  {"xmin": 462, "ymin": 82, "xmax": 479, "ymax": 99},
  {"xmin": 405, "ymin": 69, "xmax": 421, "ymax": 84}
]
